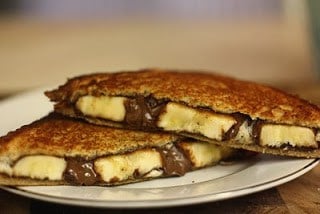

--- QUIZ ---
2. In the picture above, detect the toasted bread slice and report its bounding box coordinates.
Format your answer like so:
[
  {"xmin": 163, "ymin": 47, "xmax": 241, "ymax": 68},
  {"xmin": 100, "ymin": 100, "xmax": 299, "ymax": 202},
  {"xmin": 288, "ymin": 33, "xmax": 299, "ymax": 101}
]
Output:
[
  {"xmin": 0, "ymin": 113, "xmax": 241, "ymax": 186},
  {"xmin": 45, "ymin": 69, "xmax": 320, "ymax": 158}
]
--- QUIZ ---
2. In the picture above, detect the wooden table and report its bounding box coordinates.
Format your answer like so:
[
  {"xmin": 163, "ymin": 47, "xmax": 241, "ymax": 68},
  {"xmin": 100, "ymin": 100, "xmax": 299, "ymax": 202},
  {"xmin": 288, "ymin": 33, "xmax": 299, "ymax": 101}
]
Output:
[{"xmin": 0, "ymin": 84, "xmax": 319, "ymax": 214}]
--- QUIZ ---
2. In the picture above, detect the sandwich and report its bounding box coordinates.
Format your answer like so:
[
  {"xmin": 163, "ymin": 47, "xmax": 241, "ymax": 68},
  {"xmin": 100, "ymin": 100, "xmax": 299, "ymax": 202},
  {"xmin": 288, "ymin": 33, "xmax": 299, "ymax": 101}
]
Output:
[
  {"xmin": 0, "ymin": 113, "xmax": 241, "ymax": 186},
  {"xmin": 45, "ymin": 69, "xmax": 320, "ymax": 158}
]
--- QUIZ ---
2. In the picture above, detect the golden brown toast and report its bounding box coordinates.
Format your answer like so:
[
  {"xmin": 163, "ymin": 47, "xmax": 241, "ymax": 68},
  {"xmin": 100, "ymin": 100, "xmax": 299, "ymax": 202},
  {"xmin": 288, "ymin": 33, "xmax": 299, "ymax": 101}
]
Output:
[
  {"xmin": 46, "ymin": 69, "xmax": 320, "ymax": 128},
  {"xmin": 0, "ymin": 113, "xmax": 175, "ymax": 161},
  {"xmin": 0, "ymin": 113, "xmax": 240, "ymax": 186},
  {"xmin": 45, "ymin": 69, "xmax": 320, "ymax": 158}
]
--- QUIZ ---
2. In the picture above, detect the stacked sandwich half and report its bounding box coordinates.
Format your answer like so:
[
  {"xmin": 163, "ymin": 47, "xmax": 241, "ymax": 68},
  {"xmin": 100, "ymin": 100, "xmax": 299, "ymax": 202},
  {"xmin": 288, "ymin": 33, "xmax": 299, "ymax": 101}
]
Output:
[{"xmin": 0, "ymin": 69, "xmax": 319, "ymax": 186}]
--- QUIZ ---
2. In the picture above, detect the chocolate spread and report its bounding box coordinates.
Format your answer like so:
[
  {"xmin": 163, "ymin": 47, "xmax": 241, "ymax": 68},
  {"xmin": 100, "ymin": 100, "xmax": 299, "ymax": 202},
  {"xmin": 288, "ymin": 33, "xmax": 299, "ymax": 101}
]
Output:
[
  {"xmin": 124, "ymin": 95, "xmax": 167, "ymax": 128},
  {"xmin": 63, "ymin": 158, "xmax": 98, "ymax": 185},
  {"xmin": 251, "ymin": 120, "xmax": 264, "ymax": 144},
  {"xmin": 124, "ymin": 96, "xmax": 251, "ymax": 141},
  {"xmin": 157, "ymin": 145, "xmax": 192, "ymax": 176},
  {"xmin": 63, "ymin": 144, "xmax": 193, "ymax": 185},
  {"xmin": 223, "ymin": 113, "xmax": 248, "ymax": 140}
]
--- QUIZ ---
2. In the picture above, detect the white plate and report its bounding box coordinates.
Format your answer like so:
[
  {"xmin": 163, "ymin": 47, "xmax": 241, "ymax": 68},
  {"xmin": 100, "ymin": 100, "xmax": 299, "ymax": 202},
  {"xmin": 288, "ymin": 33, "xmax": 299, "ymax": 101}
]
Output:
[{"xmin": 0, "ymin": 88, "xmax": 318, "ymax": 208}]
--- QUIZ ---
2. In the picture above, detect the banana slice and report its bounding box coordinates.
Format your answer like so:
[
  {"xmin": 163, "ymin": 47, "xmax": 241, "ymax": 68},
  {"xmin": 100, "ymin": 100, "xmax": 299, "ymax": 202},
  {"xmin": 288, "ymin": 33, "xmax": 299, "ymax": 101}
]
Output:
[
  {"xmin": 158, "ymin": 102, "xmax": 236, "ymax": 140},
  {"xmin": 94, "ymin": 149, "xmax": 162, "ymax": 183},
  {"xmin": 13, "ymin": 155, "xmax": 66, "ymax": 180},
  {"xmin": 260, "ymin": 124, "xmax": 317, "ymax": 148},
  {"xmin": 76, "ymin": 95, "xmax": 127, "ymax": 121}
]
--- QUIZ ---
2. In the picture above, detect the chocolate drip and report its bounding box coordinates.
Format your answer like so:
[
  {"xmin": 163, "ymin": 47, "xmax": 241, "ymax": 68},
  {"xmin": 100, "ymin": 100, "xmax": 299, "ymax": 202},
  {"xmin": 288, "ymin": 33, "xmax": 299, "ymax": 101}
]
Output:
[
  {"xmin": 124, "ymin": 95, "xmax": 167, "ymax": 128},
  {"xmin": 223, "ymin": 113, "xmax": 248, "ymax": 140},
  {"xmin": 63, "ymin": 158, "xmax": 98, "ymax": 185},
  {"xmin": 251, "ymin": 120, "xmax": 265, "ymax": 144},
  {"xmin": 157, "ymin": 145, "xmax": 192, "ymax": 176}
]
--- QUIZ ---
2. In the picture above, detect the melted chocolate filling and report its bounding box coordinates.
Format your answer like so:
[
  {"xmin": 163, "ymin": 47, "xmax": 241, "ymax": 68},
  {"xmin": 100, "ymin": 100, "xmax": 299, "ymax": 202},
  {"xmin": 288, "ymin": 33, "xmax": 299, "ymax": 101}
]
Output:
[
  {"xmin": 77, "ymin": 94, "xmax": 246, "ymax": 139},
  {"xmin": 124, "ymin": 95, "xmax": 167, "ymax": 128},
  {"xmin": 251, "ymin": 120, "xmax": 265, "ymax": 144},
  {"xmin": 63, "ymin": 144, "xmax": 192, "ymax": 185},
  {"xmin": 157, "ymin": 145, "xmax": 192, "ymax": 176},
  {"xmin": 77, "ymin": 95, "xmax": 320, "ymax": 148},
  {"xmin": 223, "ymin": 113, "xmax": 249, "ymax": 140},
  {"xmin": 63, "ymin": 158, "xmax": 98, "ymax": 185},
  {"xmin": 124, "ymin": 96, "xmax": 249, "ymax": 140}
]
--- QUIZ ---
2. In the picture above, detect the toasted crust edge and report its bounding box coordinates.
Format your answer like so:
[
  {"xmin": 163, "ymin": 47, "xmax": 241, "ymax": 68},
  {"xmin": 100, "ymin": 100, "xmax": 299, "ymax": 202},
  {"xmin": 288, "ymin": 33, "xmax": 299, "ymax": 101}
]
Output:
[{"xmin": 45, "ymin": 69, "xmax": 320, "ymax": 129}]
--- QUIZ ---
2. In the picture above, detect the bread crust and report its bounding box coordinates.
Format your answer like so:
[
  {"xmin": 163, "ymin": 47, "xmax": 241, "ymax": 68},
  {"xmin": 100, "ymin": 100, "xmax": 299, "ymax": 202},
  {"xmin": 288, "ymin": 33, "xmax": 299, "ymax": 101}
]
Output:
[
  {"xmin": 0, "ymin": 113, "xmax": 182, "ymax": 186},
  {"xmin": 0, "ymin": 113, "xmax": 239, "ymax": 186},
  {"xmin": 0, "ymin": 174, "xmax": 156, "ymax": 186},
  {"xmin": 0, "ymin": 113, "xmax": 178, "ymax": 163},
  {"xmin": 45, "ymin": 69, "xmax": 320, "ymax": 128}
]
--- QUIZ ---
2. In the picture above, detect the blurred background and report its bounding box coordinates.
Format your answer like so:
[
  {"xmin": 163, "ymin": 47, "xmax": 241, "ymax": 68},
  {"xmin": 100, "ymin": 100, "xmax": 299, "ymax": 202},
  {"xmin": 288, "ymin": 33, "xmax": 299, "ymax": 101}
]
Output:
[{"xmin": 0, "ymin": 0, "xmax": 319, "ymax": 96}]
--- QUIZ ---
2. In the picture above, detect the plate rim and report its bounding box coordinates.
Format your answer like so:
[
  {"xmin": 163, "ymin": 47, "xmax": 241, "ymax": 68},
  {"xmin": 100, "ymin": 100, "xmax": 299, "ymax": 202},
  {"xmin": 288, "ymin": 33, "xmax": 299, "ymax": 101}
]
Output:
[
  {"xmin": 1, "ymin": 158, "xmax": 318, "ymax": 208},
  {"xmin": 0, "ymin": 88, "xmax": 319, "ymax": 208}
]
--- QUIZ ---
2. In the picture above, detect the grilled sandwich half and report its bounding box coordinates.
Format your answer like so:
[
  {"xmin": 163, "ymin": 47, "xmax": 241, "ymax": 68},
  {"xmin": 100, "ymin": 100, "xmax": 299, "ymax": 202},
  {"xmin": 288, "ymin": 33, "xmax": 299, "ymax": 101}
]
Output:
[
  {"xmin": 45, "ymin": 69, "xmax": 320, "ymax": 158},
  {"xmin": 0, "ymin": 113, "xmax": 241, "ymax": 186}
]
